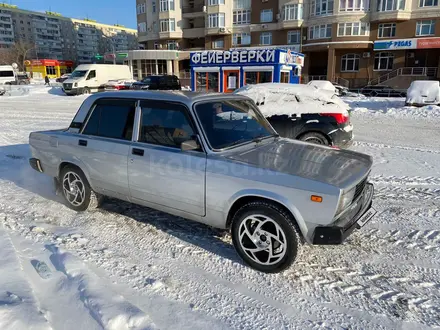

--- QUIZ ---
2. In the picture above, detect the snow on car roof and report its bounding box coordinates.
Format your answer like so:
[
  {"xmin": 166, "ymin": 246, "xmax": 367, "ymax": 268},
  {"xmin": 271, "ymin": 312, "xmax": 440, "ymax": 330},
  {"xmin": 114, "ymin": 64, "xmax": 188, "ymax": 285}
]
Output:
[
  {"xmin": 235, "ymin": 83, "xmax": 349, "ymax": 117},
  {"xmin": 307, "ymin": 80, "xmax": 336, "ymax": 92}
]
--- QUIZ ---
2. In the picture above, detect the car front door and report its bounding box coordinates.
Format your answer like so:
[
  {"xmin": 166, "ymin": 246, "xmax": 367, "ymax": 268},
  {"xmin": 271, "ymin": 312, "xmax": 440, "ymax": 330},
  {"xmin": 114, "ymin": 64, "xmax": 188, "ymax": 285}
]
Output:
[
  {"xmin": 128, "ymin": 100, "xmax": 206, "ymax": 216},
  {"xmin": 74, "ymin": 98, "xmax": 136, "ymax": 199}
]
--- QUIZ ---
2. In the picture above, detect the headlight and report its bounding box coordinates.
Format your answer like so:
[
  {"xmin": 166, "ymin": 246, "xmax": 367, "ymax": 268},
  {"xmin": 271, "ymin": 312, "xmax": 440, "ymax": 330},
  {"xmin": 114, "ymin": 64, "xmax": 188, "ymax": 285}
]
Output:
[
  {"xmin": 74, "ymin": 83, "xmax": 78, "ymax": 87},
  {"xmin": 336, "ymin": 187, "xmax": 356, "ymax": 215}
]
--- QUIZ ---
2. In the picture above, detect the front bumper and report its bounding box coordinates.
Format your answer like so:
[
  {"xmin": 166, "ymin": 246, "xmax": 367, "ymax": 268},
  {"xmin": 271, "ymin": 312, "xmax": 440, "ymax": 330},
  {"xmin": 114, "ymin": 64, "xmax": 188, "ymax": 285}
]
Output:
[
  {"xmin": 63, "ymin": 87, "xmax": 83, "ymax": 95},
  {"xmin": 312, "ymin": 183, "xmax": 375, "ymax": 244}
]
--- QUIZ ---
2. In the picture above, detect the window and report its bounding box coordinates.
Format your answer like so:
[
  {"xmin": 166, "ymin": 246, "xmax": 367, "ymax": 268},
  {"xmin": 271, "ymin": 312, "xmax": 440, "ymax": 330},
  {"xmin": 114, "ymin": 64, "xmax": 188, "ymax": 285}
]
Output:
[
  {"xmin": 338, "ymin": 22, "xmax": 370, "ymax": 36},
  {"xmin": 245, "ymin": 71, "xmax": 272, "ymax": 84},
  {"xmin": 377, "ymin": 0, "xmax": 405, "ymax": 11},
  {"xmin": 194, "ymin": 100, "xmax": 275, "ymax": 150},
  {"xmin": 309, "ymin": 24, "xmax": 332, "ymax": 39},
  {"xmin": 233, "ymin": 0, "xmax": 251, "ymax": 9},
  {"xmin": 212, "ymin": 39, "xmax": 224, "ymax": 49},
  {"xmin": 137, "ymin": 3, "xmax": 146, "ymax": 14},
  {"xmin": 419, "ymin": 0, "xmax": 438, "ymax": 6},
  {"xmin": 46, "ymin": 66, "xmax": 56, "ymax": 75},
  {"xmin": 138, "ymin": 22, "xmax": 147, "ymax": 33},
  {"xmin": 152, "ymin": 1, "xmax": 156, "ymax": 12},
  {"xmin": 287, "ymin": 30, "xmax": 300, "ymax": 44},
  {"xmin": 260, "ymin": 9, "xmax": 273, "ymax": 22},
  {"xmin": 233, "ymin": 9, "xmax": 251, "ymax": 25},
  {"xmin": 416, "ymin": 20, "xmax": 435, "ymax": 36},
  {"xmin": 0, "ymin": 70, "xmax": 14, "ymax": 77},
  {"xmin": 87, "ymin": 70, "xmax": 96, "ymax": 80},
  {"xmin": 208, "ymin": 13, "xmax": 225, "ymax": 28},
  {"xmin": 160, "ymin": 0, "xmax": 175, "ymax": 11},
  {"xmin": 82, "ymin": 99, "xmax": 136, "ymax": 141},
  {"xmin": 378, "ymin": 23, "xmax": 396, "ymax": 37},
  {"xmin": 341, "ymin": 54, "xmax": 360, "ymax": 72},
  {"xmin": 310, "ymin": 0, "xmax": 334, "ymax": 16},
  {"xmin": 283, "ymin": 4, "xmax": 303, "ymax": 20},
  {"xmin": 260, "ymin": 32, "xmax": 272, "ymax": 45},
  {"xmin": 340, "ymin": 0, "xmax": 370, "ymax": 11},
  {"xmin": 196, "ymin": 72, "xmax": 219, "ymax": 92},
  {"xmin": 374, "ymin": 52, "xmax": 393, "ymax": 71},
  {"xmin": 139, "ymin": 101, "xmax": 194, "ymax": 148},
  {"xmin": 233, "ymin": 32, "xmax": 251, "ymax": 45},
  {"xmin": 280, "ymin": 72, "xmax": 290, "ymax": 83},
  {"xmin": 209, "ymin": 0, "xmax": 225, "ymax": 4},
  {"xmin": 160, "ymin": 19, "xmax": 176, "ymax": 32}
]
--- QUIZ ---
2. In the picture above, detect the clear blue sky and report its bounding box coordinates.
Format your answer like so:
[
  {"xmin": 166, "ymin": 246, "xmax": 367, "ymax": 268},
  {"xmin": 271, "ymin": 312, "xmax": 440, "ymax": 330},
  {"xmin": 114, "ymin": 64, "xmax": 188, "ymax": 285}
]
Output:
[{"xmin": 7, "ymin": 0, "xmax": 136, "ymax": 28}]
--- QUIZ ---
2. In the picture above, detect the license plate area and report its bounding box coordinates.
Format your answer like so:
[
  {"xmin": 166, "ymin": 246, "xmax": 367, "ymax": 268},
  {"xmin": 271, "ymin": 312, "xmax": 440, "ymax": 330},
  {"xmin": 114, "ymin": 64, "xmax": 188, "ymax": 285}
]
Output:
[{"xmin": 357, "ymin": 207, "xmax": 377, "ymax": 228}]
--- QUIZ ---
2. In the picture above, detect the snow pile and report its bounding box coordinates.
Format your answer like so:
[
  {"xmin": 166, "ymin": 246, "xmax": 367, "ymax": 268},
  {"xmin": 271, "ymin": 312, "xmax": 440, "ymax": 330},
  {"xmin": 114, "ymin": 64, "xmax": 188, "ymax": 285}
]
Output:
[
  {"xmin": 235, "ymin": 83, "xmax": 349, "ymax": 117},
  {"xmin": 307, "ymin": 80, "xmax": 337, "ymax": 93},
  {"xmin": 406, "ymin": 80, "xmax": 440, "ymax": 105},
  {"xmin": 344, "ymin": 96, "xmax": 440, "ymax": 118}
]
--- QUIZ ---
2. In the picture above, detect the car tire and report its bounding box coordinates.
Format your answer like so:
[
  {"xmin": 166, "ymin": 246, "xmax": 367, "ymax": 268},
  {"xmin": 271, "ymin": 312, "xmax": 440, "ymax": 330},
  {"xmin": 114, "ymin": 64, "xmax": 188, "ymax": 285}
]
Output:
[
  {"xmin": 299, "ymin": 132, "xmax": 329, "ymax": 145},
  {"xmin": 83, "ymin": 87, "xmax": 90, "ymax": 95},
  {"xmin": 59, "ymin": 166, "xmax": 102, "ymax": 212},
  {"xmin": 231, "ymin": 201, "xmax": 301, "ymax": 273}
]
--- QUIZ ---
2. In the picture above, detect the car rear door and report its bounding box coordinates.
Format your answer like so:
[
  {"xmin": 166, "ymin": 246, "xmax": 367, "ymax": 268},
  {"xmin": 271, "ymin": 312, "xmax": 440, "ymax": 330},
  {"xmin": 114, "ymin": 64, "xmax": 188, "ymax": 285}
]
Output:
[
  {"xmin": 128, "ymin": 99, "xmax": 206, "ymax": 216},
  {"xmin": 74, "ymin": 98, "xmax": 136, "ymax": 199}
]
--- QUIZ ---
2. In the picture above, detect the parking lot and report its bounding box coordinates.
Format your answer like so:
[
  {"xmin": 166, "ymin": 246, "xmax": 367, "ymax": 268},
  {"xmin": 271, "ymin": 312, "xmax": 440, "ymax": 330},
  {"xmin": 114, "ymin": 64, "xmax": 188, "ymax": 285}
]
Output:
[{"xmin": 0, "ymin": 85, "xmax": 439, "ymax": 329}]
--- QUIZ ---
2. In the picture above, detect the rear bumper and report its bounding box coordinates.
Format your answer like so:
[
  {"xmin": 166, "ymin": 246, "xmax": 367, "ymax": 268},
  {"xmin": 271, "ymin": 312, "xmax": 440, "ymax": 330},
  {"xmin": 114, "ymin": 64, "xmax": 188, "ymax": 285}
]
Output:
[
  {"xmin": 312, "ymin": 183, "xmax": 375, "ymax": 245},
  {"xmin": 330, "ymin": 125, "xmax": 353, "ymax": 149},
  {"xmin": 29, "ymin": 158, "xmax": 43, "ymax": 173}
]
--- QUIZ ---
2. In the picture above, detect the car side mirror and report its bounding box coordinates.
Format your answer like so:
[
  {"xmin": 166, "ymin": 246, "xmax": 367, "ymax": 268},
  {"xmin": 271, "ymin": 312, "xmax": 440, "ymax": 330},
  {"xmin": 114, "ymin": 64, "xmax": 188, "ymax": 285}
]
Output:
[{"xmin": 181, "ymin": 139, "xmax": 199, "ymax": 152}]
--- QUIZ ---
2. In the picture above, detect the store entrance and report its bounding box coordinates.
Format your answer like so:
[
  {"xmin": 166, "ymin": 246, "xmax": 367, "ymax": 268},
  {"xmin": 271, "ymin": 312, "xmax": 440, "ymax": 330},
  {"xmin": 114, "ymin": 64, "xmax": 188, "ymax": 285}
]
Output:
[{"xmin": 223, "ymin": 70, "xmax": 239, "ymax": 93}]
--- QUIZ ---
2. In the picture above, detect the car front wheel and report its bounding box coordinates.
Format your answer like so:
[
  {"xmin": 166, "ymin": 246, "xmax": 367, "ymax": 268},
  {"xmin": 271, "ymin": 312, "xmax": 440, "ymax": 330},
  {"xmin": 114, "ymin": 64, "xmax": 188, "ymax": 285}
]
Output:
[
  {"xmin": 60, "ymin": 166, "xmax": 101, "ymax": 212},
  {"xmin": 231, "ymin": 201, "xmax": 301, "ymax": 273}
]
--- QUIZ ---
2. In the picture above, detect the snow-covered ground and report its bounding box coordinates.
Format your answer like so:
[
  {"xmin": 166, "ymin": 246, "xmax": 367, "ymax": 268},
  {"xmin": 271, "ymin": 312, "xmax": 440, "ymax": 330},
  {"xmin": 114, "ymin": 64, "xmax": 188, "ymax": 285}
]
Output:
[{"xmin": 0, "ymin": 86, "xmax": 439, "ymax": 329}]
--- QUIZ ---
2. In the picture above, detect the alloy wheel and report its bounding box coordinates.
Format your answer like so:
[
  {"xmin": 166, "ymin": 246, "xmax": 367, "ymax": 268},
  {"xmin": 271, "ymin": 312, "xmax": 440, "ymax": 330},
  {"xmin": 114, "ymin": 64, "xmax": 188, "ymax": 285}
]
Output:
[
  {"xmin": 238, "ymin": 215, "xmax": 287, "ymax": 266},
  {"xmin": 62, "ymin": 171, "xmax": 85, "ymax": 207}
]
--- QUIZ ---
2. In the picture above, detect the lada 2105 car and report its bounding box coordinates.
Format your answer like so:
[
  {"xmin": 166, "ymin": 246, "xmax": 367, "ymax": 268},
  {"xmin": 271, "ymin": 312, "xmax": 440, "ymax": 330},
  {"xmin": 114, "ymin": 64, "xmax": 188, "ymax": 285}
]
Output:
[{"xmin": 29, "ymin": 91, "xmax": 376, "ymax": 273}]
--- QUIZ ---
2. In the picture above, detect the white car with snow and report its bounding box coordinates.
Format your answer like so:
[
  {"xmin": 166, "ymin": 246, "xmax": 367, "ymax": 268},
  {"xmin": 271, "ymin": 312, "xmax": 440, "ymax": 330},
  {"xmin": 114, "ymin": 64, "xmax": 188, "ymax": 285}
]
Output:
[
  {"xmin": 405, "ymin": 80, "xmax": 440, "ymax": 106},
  {"xmin": 235, "ymin": 83, "xmax": 354, "ymax": 148}
]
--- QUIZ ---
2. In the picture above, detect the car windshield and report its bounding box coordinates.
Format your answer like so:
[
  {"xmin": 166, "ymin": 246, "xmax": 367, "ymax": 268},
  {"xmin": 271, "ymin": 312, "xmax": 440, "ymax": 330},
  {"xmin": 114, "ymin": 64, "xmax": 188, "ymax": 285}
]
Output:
[
  {"xmin": 194, "ymin": 99, "xmax": 277, "ymax": 150},
  {"xmin": 141, "ymin": 77, "xmax": 152, "ymax": 84},
  {"xmin": 70, "ymin": 70, "xmax": 88, "ymax": 78}
]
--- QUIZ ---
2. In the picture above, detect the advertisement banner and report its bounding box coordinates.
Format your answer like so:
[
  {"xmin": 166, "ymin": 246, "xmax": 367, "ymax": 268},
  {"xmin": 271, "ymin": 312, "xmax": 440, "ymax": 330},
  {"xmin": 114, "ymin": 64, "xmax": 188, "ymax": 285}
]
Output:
[
  {"xmin": 417, "ymin": 38, "xmax": 440, "ymax": 49},
  {"xmin": 373, "ymin": 39, "xmax": 416, "ymax": 51}
]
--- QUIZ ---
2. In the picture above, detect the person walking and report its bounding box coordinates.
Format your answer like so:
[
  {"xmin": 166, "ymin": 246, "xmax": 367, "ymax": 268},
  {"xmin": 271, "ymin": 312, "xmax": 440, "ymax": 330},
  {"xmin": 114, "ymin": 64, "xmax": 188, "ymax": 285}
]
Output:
[{"xmin": 44, "ymin": 75, "xmax": 50, "ymax": 86}]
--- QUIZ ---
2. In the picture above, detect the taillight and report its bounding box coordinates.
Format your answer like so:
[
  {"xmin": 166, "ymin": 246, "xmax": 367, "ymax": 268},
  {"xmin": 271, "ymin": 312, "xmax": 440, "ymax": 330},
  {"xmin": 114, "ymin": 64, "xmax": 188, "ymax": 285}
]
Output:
[
  {"xmin": 320, "ymin": 113, "xmax": 349, "ymax": 124},
  {"xmin": 116, "ymin": 85, "xmax": 123, "ymax": 90}
]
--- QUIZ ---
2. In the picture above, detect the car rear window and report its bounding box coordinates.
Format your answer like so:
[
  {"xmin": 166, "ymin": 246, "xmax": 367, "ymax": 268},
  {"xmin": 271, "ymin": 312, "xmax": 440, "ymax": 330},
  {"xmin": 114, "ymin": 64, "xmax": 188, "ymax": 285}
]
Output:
[{"xmin": 0, "ymin": 71, "xmax": 14, "ymax": 77}]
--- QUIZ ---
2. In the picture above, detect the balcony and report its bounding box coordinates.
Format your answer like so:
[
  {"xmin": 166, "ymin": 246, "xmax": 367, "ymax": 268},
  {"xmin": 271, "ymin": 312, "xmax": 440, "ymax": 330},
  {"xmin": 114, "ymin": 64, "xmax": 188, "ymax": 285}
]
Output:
[
  {"xmin": 370, "ymin": 10, "xmax": 411, "ymax": 21},
  {"xmin": 182, "ymin": 4, "xmax": 205, "ymax": 17},
  {"xmin": 205, "ymin": 27, "xmax": 231, "ymax": 35},
  {"xmin": 183, "ymin": 27, "xmax": 205, "ymax": 38},
  {"xmin": 279, "ymin": 19, "xmax": 304, "ymax": 29},
  {"xmin": 158, "ymin": 31, "xmax": 183, "ymax": 39}
]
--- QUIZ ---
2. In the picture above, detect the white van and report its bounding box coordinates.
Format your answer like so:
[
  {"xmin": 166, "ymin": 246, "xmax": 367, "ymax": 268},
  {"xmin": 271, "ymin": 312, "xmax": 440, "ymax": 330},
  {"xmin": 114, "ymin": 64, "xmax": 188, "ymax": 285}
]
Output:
[
  {"xmin": 62, "ymin": 64, "xmax": 132, "ymax": 95},
  {"xmin": 405, "ymin": 80, "xmax": 440, "ymax": 106},
  {"xmin": 0, "ymin": 65, "xmax": 17, "ymax": 85}
]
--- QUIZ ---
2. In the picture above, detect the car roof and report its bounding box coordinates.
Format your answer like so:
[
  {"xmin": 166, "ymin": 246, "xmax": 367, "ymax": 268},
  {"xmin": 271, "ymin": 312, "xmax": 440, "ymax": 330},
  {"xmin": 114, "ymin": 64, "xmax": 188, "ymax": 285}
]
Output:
[{"xmin": 88, "ymin": 90, "xmax": 250, "ymax": 105}]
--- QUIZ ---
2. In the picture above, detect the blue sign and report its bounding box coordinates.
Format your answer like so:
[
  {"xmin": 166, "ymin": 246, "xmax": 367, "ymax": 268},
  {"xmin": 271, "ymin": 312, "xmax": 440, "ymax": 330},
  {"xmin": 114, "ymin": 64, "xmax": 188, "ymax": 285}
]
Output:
[
  {"xmin": 190, "ymin": 49, "xmax": 278, "ymax": 66},
  {"xmin": 374, "ymin": 38, "xmax": 416, "ymax": 51}
]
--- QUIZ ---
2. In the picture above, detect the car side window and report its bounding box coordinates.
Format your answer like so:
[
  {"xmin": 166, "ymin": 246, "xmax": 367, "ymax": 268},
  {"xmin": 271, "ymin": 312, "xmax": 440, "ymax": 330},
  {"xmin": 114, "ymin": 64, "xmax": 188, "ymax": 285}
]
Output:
[
  {"xmin": 82, "ymin": 99, "xmax": 136, "ymax": 140},
  {"xmin": 139, "ymin": 101, "xmax": 195, "ymax": 148},
  {"xmin": 87, "ymin": 70, "xmax": 96, "ymax": 80}
]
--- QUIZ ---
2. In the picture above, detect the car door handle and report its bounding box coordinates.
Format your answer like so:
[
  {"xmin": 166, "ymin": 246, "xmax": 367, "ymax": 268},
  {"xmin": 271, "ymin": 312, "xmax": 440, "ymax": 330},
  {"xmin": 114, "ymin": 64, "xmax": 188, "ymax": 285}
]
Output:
[
  {"xmin": 132, "ymin": 148, "xmax": 144, "ymax": 156},
  {"xmin": 78, "ymin": 139, "xmax": 87, "ymax": 146}
]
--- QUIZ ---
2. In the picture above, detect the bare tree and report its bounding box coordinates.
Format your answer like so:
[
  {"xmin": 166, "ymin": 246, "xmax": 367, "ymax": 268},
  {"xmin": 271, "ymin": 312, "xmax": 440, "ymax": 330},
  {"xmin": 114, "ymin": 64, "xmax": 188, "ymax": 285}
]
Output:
[{"xmin": 0, "ymin": 41, "xmax": 35, "ymax": 70}]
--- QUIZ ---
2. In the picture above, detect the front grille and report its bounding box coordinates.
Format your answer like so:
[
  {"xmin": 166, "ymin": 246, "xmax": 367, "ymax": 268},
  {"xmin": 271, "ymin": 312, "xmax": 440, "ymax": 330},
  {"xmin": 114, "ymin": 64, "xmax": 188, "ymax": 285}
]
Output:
[
  {"xmin": 63, "ymin": 83, "xmax": 72, "ymax": 90},
  {"xmin": 353, "ymin": 177, "xmax": 367, "ymax": 202}
]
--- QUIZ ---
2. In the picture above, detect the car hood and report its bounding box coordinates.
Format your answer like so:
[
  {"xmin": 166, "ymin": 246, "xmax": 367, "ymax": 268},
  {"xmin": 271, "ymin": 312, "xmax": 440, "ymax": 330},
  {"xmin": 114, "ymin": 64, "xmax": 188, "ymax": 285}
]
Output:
[{"xmin": 225, "ymin": 138, "xmax": 372, "ymax": 190}]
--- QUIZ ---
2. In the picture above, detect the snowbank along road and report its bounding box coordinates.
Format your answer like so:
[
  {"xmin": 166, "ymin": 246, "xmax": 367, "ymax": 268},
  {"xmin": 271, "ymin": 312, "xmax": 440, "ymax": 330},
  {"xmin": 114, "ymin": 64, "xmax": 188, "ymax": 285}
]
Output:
[{"xmin": 0, "ymin": 86, "xmax": 439, "ymax": 329}]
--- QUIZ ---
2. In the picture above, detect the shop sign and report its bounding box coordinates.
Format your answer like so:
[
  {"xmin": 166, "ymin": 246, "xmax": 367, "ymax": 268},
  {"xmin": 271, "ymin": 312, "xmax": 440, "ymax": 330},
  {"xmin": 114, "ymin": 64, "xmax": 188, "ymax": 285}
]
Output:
[
  {"xmin": 417, "ymin": 38, "xmax": 440, "ymax": 49},
  {"xmin": 279, "ymin": 50, "xmax": 304, "ymax": 67},
  {"xmin": 374, "ymin": 39, "xmax": 416, "ymax": 51},
  {"xmin": 190, "ymin": 49, "xmax": 276, "ymax": 65}
]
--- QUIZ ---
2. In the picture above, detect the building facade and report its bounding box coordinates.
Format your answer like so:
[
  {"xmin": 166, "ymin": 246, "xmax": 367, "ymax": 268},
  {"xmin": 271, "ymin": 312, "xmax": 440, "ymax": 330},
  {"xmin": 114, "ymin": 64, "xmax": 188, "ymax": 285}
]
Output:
[
  {"xmin": 0, "ymin": 3, "xmax": 138, "ymax": 64},
  {"xmin": 136, "ymin": 0, "xmax": 440, "ymax": 88}
]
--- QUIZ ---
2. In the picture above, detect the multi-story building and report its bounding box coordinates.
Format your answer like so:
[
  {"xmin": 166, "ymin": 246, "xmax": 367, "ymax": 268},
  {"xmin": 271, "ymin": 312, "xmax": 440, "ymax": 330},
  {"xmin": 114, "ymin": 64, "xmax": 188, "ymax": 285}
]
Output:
[
  {"xmin": 136, "ymin": 0, "xmax": 440, "ymax": 88},
  {"xmin": 0, "ymin": 3, "xmax": 138, "ymax": 64}
]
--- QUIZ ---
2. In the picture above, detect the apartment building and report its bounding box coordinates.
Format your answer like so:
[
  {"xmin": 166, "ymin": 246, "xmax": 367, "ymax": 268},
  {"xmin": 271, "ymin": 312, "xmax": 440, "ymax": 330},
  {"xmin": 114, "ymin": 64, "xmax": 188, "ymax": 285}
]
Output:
[
  {"xmin": 136, "ymin": 0, "xmax": 440, "ymax": 87},
  {"xmin": 0, "ymin": 3, "xmax": 138, "ymax": 64}
]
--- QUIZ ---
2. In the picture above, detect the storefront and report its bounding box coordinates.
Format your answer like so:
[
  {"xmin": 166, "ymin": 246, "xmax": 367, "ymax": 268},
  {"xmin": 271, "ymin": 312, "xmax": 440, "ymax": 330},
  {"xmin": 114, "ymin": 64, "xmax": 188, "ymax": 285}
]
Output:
[
  {"xmin": 24, "ymin": 59, "xmax": 74, "ymax": 79},
  {"xmin": 190, "ymin": 49, "xmax": 304, "ymax": 93}
]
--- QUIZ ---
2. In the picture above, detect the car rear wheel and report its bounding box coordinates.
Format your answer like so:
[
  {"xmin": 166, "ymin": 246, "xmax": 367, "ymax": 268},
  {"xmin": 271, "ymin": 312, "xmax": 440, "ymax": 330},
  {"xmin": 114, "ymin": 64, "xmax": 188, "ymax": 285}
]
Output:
[
  {"xmin": 231, "ymin": 201, "xmax": 301, "ymax": 273},
  {"xmin": 60, "ymin": 166, "xmax": 101, "ymax": 212},
  {"xmin": 299, "ymin": 132, "xmax": 329, "ymax": 145}
]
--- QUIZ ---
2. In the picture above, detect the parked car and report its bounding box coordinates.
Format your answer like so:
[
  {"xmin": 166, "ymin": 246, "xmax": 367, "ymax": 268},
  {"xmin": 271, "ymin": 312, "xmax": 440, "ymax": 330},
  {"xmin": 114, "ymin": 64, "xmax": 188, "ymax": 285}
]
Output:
[
  {"xmin": 104, "ymin": 79, "xmax": 136, "ymax": 91},
  {"xmin": 15, "ymin": 73, "xmax": 30, "ymax": 85},
  {"xmin": 29, "ymin": 91, "xmax": 376, "ymax": 273},
  {"xmin": 405, "ymin": 80, "xmax": 440, "ymax": 106},
  {"xmin": 131, "ymin": 75, "xmax": 181, "ymax": 91},
  {"xmin": 63, "ymin": 64, "xmax": 132, "ymax": 95},
  {"xmin": 0, "ymin": 87, "xmax": 5, "ymax": 96},
  {"xmin": 357, "ymin": 85, "xmax": 406, "ymax": 97},
  {"xmin": 235, "ymin": 83, "xmax": 354, "ymax": 148},
  {"xmin": 307, "ymin": 80, "xmax": 337, "ymax": 94},
  {"xmin": 56, "ymin": 74, "xmax": 71, "ymax": 83},
  {"xmin": 0, "ymin": 65, "xmax": 17, "ymax": 85}
]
